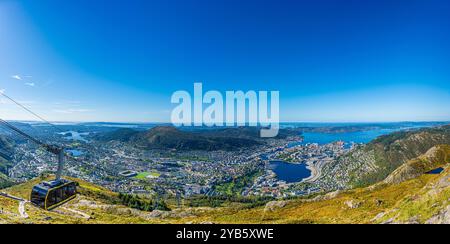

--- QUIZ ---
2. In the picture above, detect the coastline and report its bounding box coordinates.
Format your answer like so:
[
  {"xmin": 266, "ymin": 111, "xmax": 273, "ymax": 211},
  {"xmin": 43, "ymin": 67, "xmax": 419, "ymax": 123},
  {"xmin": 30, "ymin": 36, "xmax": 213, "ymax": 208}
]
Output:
[
  {"xmin": 302, "ymin": 162, "xmax": 319, "ymax": 183},
  {"xmin": 268, "ymin": 159, "xmax": 319, "ymax": 183}
]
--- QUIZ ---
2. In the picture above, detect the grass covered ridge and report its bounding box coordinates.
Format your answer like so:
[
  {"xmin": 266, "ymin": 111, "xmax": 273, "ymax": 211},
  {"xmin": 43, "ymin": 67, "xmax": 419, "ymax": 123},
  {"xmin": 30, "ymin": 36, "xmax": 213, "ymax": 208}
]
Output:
[{"xmin": 1, "ymin": 145, "xmax": 449, "ymax": 224}]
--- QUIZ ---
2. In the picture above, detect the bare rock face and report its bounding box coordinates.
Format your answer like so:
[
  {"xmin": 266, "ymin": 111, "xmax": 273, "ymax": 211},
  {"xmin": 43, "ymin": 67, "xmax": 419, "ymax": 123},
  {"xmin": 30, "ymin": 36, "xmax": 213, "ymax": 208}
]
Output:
[
  {"xmin": 344, "ymin": 200, "xmax": 362, "ymax": 209},
  {"xmin": 73, "ymin": 199, "xmax": 99, "ymax": 208},
  {"xmin": 264, "ymin": 201, "xmax": 288, "ymax": 212},
  {"xmin": 146, "ymin": 209, "xmax": 197, "ymax": 219},
  {"xmin": 200, "ymin": 221, "xmax": 214, "ymax": 224},
  {"xmin": 325, "ymin": 190, "xmax": 342, "ymax": 199},
  {"xmin": 375, "ymin": 199, "xmax": 384, "ymax": 206},
  {"xmin": 371, "ymin": 212, "xmax": 386, "ymax": 222},
  {"xmin": 313, "ymin": 190, "xmax": 342, "ymax": 201},
  {"xmin": 426, "ymin": 205, "xmax": 450, "ymax": 224},
  {"xmin": 437, "ymin": 175, "xmax": 450, "ymax": 188},
  {"xmin": 404, "ymin": 216, "xmax": 420, "ymax": 224},
  {"xmin": 147, "ymin": 210, "xmax": 167, "ymax": 218}
]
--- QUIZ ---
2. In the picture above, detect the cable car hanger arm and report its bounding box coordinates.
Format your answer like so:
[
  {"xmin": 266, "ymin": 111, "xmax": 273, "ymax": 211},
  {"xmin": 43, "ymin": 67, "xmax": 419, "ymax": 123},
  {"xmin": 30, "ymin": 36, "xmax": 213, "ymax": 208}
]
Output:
[{"xmin": 0, "ymin": 118, "xmax": 65, "ymax": 180}]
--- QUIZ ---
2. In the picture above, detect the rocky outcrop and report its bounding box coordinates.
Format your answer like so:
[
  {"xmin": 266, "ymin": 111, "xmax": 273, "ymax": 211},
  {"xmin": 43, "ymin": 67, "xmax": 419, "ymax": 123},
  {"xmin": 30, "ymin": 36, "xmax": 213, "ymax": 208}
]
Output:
[
  {"xmin": 313, "ymin": 190, "xmax": 342, "ymax": 201},
  {"xmin": 384, "ymin": 145, "xmax": 450, "ymax": 185},
  {"xmin": 426, "ymin": 205, "xmax": 450, "ymax": 224},
  {"xmin": 264, "ymin": 201, "xmax": 288, "ymax": 212},
  {"xmin": 344, "ymin": 200, "xmax": 362, "ymax": 209}
]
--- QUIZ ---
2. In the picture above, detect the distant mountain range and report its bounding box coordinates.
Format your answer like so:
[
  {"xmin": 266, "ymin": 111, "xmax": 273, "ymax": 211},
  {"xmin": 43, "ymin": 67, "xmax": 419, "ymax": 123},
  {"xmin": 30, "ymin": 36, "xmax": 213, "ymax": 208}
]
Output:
[
  {"xmin": 94, "ymin": 126, "xmax": 298, "ymax": 151},
  {"xmin": 291, "ymin": 121, "xmax": 448, "ymax": 133}
]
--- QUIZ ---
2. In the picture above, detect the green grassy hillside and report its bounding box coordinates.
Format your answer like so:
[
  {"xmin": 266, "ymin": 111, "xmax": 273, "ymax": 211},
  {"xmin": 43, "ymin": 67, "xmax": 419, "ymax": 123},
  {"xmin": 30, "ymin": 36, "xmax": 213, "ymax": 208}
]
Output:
[
  {"xmin": 319, "ymin": 125, "xmax": 450, "ymax": 189},
  {"xmin": 1, "ymin": 145, "xmax": 449, "ymax": 224},
  {"xmin": 0, "ymin": 135, "xmax": 14, "ymax": 175},
  {"xmin": 0, "ymin": 175, "xmax": 178, "ymax": 224},
  {"xmin": 1, "ymin": 127, "xmax": 449, "ymax": 224},
  {"xmin": 0, "ymin": 172, "xmax": 13, "ymax": 189},
  {"xmin": 179, "ymin": 145, "xmax": 450, "ymax": 224}
]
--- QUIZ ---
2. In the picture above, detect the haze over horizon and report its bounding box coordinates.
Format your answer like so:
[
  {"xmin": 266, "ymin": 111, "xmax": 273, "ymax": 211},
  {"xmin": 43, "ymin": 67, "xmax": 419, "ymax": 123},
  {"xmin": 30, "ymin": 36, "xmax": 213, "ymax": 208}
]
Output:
[{"xmin": 1, "ymin": 0, "xmax": 449, "ymax": 123}]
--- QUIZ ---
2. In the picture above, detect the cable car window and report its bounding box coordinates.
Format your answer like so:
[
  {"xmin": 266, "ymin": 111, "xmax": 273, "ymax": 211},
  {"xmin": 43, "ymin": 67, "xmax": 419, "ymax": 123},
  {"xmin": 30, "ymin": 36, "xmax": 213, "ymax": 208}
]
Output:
[
  {"xmin": 68, "ymin": 185, "xmax": 76, "ymax": 197},
  {"xmin": 56, "ymin": 188, "xmax": 63, "ymax": 203},
  {"xmin": 46, "ymin": 190, "xmax": 56, "ymax": 207},
  {"xmin": 31, "ymin": 189, "xmax": 46, "ymax": 208}
]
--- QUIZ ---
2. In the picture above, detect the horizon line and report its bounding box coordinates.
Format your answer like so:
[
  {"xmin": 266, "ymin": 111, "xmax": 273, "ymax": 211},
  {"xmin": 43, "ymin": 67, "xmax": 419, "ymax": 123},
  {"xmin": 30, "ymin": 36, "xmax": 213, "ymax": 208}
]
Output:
[{"xmin": 6, "ymin": 119, "xmax": 450, "ymax": 125}]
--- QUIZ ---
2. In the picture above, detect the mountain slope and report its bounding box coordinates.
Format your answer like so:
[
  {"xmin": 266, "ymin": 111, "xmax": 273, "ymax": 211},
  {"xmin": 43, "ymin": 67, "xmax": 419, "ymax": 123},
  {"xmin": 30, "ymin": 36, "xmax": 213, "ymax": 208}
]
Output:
[
  {"xmin": 0, "ymin": 172, "xmax": 13, "ymax": 189},
  {"xmin": 0, "ymin": 176, "xmax": 181, "ymax": 224},
  {"xmin": 384, "ymin": 145, "xmax": 450, "ymax": 185},
  {"xmin": 97, "ymin": 126, "xmax": 262, "ymax": 151},
  {"xmin": 0, "ymin": 135, "xmax": 14, "ymax": 178},
  {"xmin": 94, "ymin": 128, "xmax": 140, "ymax": 142},
  {"xmin": 178, "ymin": 146, "xmax": 450, "ymax": 224},
  {"xmin": 319, "ymin": 125, "xmax": 450, "ymax": 189},
  {"xmin": 135, "ymin": 126, "xmax": 262, "ymax": 151},
  {"xmin": 2, "ymin": 125, "xmax": 450, "ymax": 224},
  {"xmin": 1, "ymin": 146, "xmax": 450, "ymax": 224}
]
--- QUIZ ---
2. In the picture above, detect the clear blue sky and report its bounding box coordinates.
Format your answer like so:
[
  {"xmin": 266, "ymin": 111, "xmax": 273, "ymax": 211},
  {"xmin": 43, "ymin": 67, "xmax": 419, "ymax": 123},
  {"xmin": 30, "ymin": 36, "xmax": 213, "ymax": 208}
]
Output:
[{"xmin": 0, "ymin": 0, "xmax": 449, "ymax": 122}]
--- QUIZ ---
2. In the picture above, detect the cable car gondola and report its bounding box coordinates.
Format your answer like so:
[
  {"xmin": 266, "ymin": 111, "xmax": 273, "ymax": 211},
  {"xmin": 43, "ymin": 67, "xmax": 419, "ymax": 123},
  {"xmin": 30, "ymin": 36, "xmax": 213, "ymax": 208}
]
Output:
[
  {"xmin": 31, "ymin": 179, "xmax": 77, "ymax": 210},
  {"xmin": 0, "ymin": 117, "xmax": 78, "ymax": 210},
  {"xmin": 28, "ymin": 145, "xmax": 78, "ymax": 210}
]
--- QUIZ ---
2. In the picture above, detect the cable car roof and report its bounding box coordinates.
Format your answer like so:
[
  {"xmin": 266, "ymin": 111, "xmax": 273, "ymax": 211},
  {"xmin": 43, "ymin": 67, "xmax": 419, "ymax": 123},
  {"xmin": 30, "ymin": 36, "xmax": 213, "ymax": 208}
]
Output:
[{"xmin": 33, "ymin": 179, "xmax": 72, "ymax": 191}]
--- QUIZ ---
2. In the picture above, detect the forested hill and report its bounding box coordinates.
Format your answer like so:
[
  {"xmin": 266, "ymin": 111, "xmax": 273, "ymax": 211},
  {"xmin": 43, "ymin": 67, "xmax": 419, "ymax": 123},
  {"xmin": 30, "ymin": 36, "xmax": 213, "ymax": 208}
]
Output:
[{"xmin": 95, "ymin": 126, "xmax": 298, "ymax": 151}]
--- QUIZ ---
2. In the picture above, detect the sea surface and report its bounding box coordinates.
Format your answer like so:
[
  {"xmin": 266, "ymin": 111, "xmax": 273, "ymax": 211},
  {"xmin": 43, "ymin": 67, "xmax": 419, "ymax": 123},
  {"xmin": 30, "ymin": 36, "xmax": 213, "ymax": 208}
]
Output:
[
  {"xmin": 301, "ymin": 129, "xmax": 396, "ymax": 145},
  {"xmin": 58, "ymin": 131, "xmax": 90, "ymax": 142},
  {"xmin": 275, "ymin": 122, "xmax": 446, "ymax": 182},
  {"xmin": 288, "ymin": 122, "xmax": 445, "ymax": 148}
]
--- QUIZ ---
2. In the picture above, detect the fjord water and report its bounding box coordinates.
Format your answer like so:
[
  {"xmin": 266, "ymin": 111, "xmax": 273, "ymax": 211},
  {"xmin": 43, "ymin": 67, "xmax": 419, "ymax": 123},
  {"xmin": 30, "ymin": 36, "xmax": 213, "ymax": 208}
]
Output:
[
  {"xmin": 274, "ymin": 122, "xmax": 445, "ymax": 183},
  {"xmin": 273, "ymin": 130, "xmax": 392, "ymax": 183},
  {"xmin": 58, "ymin": 131, "xmax": 90, "ymax": 142},
  {"xmin": 301, "ymin": 129, "xmax": 396, "ymax": 145},
  {"xmin": 294, "ymin": 122, "xmax": 445, "ymax": 146},
  {"xmin": 269, "ymin": 160, "xmax": 311, "ymax": 183}
]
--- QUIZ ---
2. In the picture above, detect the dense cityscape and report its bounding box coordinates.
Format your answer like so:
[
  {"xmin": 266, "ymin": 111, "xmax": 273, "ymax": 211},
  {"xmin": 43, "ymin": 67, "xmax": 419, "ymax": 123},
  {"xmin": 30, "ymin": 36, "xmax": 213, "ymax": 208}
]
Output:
[
  {"xmin": 2, "ymin": 122, "xmax": 362, "ymax": 201},
  {"xmin": 2, "ymin": 121, "xmax": 450, "ymax": 226},
  {"xmin": 6, "ymin": 122, "xmax": 436, "ymax": 202}
]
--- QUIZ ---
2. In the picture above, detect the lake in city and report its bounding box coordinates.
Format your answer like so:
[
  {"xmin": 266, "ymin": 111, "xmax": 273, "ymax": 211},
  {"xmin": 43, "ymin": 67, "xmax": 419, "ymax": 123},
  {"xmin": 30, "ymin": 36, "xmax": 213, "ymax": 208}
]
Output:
[
  {"xmin": 276, "ymin": 123, "xmax": 441, "ymax": 182},
  {"xmin": 269, "ymin": 160, "xmax": 311, "ymax": 183},
  {"xmin": 67, "ymin": 149, "xmax": 84, "ymax": 157}
]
